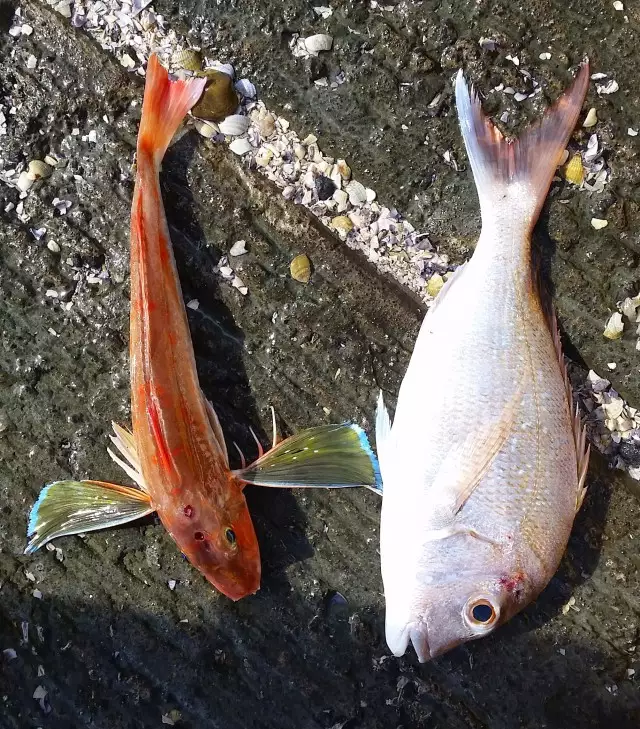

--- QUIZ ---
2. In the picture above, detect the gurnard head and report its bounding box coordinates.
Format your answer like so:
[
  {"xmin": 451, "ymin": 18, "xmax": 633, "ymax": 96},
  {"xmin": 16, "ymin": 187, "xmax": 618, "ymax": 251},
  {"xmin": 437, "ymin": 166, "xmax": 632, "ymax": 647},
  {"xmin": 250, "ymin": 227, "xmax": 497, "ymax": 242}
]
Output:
[
  {"xmin": 159, "ymin": 476, "xmax": 260, "ymax": 601},
  {"xmin": 383, "ymin": 557, "xmax": 536, "ymax": 661}
]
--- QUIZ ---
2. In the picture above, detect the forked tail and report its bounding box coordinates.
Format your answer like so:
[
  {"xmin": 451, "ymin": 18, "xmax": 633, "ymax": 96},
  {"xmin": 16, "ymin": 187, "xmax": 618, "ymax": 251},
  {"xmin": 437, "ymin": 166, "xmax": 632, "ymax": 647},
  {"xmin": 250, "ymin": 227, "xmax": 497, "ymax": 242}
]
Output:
[
  {"xmin": 137, "ymin": 54, "xmax": 206, "ymax": 162},
  {"xmin": 455, "ymin": 60, "xmax": 590, "ymax": 227}
]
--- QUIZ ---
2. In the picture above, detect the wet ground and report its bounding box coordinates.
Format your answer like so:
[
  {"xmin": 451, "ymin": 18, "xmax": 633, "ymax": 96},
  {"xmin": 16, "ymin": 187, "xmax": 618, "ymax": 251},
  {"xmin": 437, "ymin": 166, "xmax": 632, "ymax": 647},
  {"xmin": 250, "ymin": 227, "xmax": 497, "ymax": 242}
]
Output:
[{"xmin": 1, "ymin": 1, "xmax": 639, "ymax": 727}]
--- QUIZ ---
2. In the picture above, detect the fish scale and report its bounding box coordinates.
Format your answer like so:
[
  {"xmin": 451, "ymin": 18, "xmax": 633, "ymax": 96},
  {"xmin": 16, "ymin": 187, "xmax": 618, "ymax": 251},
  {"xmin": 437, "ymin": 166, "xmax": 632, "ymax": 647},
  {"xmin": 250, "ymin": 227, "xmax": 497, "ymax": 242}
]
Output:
[{"xmin": 376, "ymin": 62, "xmax": 591, "ymax": 661}]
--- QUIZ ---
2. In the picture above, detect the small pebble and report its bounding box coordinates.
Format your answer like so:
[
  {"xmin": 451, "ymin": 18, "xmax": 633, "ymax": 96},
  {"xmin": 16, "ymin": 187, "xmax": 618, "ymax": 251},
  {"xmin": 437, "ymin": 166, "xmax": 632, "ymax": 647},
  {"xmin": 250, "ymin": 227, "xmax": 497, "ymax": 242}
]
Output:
[
  {"xmin": 229, "ymin": 240, "xmax": 247, "ymax": 256},
  {"xmin": 591, "ymin": 218, "xmax": 608, "ymax": 230},
  {"xmin": 315, "ymin": 175, "xmax": 336, "ymax": 201},
  {"xmin": 186, "ymin": 299, "xmax": 199, "ymax": 310}
]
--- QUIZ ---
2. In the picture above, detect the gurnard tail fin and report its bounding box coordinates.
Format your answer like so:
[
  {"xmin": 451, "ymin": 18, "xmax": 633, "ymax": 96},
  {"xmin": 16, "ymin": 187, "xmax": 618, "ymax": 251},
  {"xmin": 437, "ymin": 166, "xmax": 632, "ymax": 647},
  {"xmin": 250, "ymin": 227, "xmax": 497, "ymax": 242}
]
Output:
[
  {"xmin": 455, "ymin": 60, "xmax": 590, "ymax": 223},
  {"xmin": 234, "ymin": 423, "xmax": 382, "ymax": 490},
  {"xmin": 137, "ymin": 54, "xmax": 206, "ymax": 161},
  {"xmin": 25, "ymin": 480, "xmax": 154, "ymax": 554}
]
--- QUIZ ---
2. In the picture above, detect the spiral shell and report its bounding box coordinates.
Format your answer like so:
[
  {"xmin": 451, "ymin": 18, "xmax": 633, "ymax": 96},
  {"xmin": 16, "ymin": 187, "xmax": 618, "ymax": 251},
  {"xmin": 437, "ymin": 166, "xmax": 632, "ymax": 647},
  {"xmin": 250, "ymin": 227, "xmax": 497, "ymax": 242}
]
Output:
[
  {"xmin": 191, "ymin": 70, "xmax": 239, "ymax": 122},
  {"xmin": 171, "ymin": 48, "xmax": 203, "ymax": 72},
  {"xmin": 564, "ymin": 154, "xmax": 584, "ymax": 186},
  {"xmin": 290, "ymin": 254, "xmax": 311, "ymax": 284}
]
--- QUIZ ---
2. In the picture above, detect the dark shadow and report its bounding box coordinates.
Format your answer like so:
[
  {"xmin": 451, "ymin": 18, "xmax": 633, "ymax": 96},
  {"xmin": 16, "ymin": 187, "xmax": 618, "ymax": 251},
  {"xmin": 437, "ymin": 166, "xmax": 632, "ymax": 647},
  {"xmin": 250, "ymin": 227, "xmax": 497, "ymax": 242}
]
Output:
[
  {"xmin": 1, "ymin": 588, "xmax": 638, "ymax": 729},
  {"xmin": 154, "ymin": 131, "xmax": 313, "ymax": 586}
]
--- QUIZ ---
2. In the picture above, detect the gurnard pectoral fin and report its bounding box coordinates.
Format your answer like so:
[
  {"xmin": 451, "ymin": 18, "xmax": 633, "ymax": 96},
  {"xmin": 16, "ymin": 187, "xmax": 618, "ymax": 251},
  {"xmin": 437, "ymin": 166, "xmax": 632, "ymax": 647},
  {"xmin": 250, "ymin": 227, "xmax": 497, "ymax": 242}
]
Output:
[
  {"xmin": 233, "ymin": 423, "xmax": 382, "ymax": 491},
  {"xmin": 25, "ymin": 480, "xmax": 154, "ymax": 554},
  {"xmin": 455, "ymin": 59, "xmax": 590, "ymax": 223}
]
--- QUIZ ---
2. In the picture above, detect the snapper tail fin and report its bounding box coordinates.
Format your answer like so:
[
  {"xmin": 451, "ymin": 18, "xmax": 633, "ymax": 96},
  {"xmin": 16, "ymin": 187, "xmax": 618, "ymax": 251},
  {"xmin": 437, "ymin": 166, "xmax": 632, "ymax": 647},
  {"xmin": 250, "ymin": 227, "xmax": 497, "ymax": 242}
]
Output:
[
  {"xmin": 137, "ymin": 54, "xmax": 206, "ymax": 162},
  {"xmin": 455, "ymin": 60, "xmax": 589, "ymax": 226}
]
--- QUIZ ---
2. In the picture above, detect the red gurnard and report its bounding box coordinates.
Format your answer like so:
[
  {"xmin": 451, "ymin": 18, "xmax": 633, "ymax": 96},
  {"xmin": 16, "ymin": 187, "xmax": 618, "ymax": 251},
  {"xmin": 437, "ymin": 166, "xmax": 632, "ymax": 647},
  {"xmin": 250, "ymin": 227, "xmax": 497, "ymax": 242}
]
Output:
[{"xmin": 26, "ymin": 55, "xmax": 380, "ymax": 600}]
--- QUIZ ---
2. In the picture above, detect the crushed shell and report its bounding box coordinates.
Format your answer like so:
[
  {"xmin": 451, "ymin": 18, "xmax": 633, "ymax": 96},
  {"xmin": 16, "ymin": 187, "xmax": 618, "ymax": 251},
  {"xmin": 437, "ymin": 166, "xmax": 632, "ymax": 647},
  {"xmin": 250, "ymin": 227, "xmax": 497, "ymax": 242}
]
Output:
[
  {"xmin": 603, "ymin": 312, "xmax": 624, "ymax": 340},
  {"xmin": 304, "ymin": 34, "xmax": 333, "ymax": 56},
  {"xmin": 426, "ymin": 273, "xmax": 445, "ymax": 297},
  {"xmin": 290, "ymin": 254, "xmax": 311, "ymax": 283},
  {"xmin": 193, "ymin": 118, "xmax": 218, "ymax": 139},
  {"xmin": 331, "ymin": 216, "xmax": 353, "ymax": 235},
  {"xmin": 218, "ymin": 114, "xmax": 250, "ymax": 136},
  {"xmin": 171, "ymin": 48, "xmax": 203, "ymax": 72},
  {"xmin": 564, "ymin": 154, "xmax": 584, "ymax": 185},
  {"xmin": 583, "ymin": 108, "xmax": 598, "ymax": 128},
  {"xmin": 27, "ymin": 159, "xmax": 53, "ymax": 180}
]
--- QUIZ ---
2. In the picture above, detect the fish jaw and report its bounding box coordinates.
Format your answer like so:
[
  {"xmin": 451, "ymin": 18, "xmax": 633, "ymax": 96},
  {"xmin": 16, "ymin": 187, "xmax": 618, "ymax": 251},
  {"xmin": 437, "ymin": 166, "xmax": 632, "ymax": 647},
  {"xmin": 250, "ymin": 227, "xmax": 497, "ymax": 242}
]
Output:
[{"xmin": 385, "ymin": 617, "xmax": 431, "ymax": 662}]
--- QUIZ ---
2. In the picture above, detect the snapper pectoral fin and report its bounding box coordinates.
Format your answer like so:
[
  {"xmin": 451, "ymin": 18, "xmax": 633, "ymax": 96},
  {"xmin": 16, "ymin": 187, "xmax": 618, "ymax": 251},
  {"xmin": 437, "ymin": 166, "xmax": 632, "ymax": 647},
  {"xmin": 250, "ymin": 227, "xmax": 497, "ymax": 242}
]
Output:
[
  {"xmin": 25, "ymin": 480, "xmax": 154, "ymax": 554},
  {"xmin": 431, "ymin": 382, "xmax": 525, "ymax": 516},
  {"xmin": 234, "ymin": 423, "xmax": 382, "ymax": 491}
]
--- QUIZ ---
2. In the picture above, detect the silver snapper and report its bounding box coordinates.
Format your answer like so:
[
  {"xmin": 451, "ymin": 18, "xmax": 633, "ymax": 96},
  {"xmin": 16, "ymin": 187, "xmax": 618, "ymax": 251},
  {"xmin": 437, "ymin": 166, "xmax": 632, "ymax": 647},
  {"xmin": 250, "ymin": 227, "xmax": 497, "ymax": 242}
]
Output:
[{"xmin": 376, "ymin": 61, "xmax": 591, "ymax": 662}]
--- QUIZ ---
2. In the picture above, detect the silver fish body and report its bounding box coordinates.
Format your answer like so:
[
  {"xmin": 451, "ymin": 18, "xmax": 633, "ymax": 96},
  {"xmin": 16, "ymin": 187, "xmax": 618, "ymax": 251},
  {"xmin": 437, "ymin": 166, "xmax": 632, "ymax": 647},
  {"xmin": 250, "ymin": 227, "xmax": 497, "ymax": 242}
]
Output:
[{"xmin": 376, "ymin": 63, "xmax": 591, "ymax": 662}]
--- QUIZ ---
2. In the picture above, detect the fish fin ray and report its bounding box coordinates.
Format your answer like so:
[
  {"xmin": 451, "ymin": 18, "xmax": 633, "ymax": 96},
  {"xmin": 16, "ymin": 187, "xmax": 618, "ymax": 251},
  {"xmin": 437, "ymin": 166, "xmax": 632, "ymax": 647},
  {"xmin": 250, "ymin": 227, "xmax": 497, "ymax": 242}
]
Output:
[
  {"xmin": 421, "ymin": 525, "xmax": 500, "ymax": 545},
  {"xmin": 455, "ymin": 60, "xmax": 589, "ymax": 222},
  {"xmin": 137, "ymin": 54, "xmax": 206, "ymax": 162},
  {"xmin": 109, "ymin": 422, "xmax": 148, "ymax": 492},
  {"xmin": 374, "ymin": 390, "xmax": 391, "ymax": 494},
  {"xmin": 25, "ymin": 479, "xmax": 153, "ymax": 554},
  {"xmin": 202, "ymin": 394, "xmax": 229, "ymax": 468},
  {"xmin": 234, "ymin": 423, "xmax": 381, "ymax": 489},
  {"xmin": 549, "ymin": 312, "xmax": 590, "ymax": 511}
]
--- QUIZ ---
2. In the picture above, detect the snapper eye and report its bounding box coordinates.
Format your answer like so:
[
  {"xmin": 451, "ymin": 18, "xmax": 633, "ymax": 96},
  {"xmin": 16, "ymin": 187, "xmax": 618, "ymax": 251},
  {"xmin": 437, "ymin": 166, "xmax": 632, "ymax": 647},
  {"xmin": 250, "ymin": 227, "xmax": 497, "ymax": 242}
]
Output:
[
  {"xmin": 464, "ymin": 597, "xmax": 498, "ymax": 629},
  {"xmin": 472, "ymin": 603, "xmax": 494, "ymax": 623},
  {"xmin": 225, "ymin": 528, "xmax": 236, "ymax": 545}
]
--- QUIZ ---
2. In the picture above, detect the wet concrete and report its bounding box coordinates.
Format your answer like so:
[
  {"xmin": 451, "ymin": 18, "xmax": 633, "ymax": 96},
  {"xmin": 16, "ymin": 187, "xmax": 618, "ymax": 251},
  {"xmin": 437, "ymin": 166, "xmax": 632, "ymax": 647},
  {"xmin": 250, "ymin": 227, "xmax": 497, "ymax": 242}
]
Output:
[{"xmin": 1, "ymin": 1, "xmax": 639, "ymax": 728}]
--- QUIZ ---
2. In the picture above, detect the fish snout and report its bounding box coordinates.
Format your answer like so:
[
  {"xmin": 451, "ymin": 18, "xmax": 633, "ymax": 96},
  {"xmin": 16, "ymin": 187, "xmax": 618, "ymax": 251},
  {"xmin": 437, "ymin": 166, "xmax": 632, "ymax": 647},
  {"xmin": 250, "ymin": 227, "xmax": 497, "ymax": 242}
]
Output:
[
  {"xmin": 386, "ymin": 618, "xmax": 432, "ymax": 662},
  {"xmin": 408, "ymin": 622, "xmax": 431, "ymax": 663},
  {"xmin": 208, "ymin": 562, "xmax": 261, "ymax": 601}
]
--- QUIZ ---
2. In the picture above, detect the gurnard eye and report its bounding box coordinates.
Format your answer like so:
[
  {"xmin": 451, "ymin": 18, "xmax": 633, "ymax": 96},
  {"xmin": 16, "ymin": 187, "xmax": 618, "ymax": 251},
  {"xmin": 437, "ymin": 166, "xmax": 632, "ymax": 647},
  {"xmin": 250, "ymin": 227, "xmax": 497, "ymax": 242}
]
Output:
[{"xmin": 224, "ymin": 528, "xmax": 236, "ymax": 545}]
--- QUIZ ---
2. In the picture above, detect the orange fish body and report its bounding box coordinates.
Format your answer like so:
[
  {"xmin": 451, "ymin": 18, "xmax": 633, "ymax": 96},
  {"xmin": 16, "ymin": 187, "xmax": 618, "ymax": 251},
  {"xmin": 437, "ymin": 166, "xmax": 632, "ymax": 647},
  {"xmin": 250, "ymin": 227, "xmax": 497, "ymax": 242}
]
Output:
[
  {"xmin": 24, "ymin": 56, "xmax": 381, "ymax": 597},
  {"xmin": 130, "ymin": 55, "xmax": 260, "ymax": 599}
]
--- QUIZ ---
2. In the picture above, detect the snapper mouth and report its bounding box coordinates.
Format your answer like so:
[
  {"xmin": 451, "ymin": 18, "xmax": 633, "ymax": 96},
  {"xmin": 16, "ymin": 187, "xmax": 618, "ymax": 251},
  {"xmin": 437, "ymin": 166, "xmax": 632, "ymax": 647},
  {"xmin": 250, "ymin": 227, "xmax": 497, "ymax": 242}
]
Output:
[
  {"xmin": 386, "ymin": 619, "xmax": 431, "ymax": 663},
  {"xmin": 408, "ymin": 622, "xmax": 431, "ymax": 663}
]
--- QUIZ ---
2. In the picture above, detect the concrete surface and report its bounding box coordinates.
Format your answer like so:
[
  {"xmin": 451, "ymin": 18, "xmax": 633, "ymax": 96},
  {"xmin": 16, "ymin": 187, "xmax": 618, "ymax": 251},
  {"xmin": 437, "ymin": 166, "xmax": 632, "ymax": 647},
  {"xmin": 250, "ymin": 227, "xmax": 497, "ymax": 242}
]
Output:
[{"xmin": 1, "ymin": 1, "xmax": 639, "ymax": 728}]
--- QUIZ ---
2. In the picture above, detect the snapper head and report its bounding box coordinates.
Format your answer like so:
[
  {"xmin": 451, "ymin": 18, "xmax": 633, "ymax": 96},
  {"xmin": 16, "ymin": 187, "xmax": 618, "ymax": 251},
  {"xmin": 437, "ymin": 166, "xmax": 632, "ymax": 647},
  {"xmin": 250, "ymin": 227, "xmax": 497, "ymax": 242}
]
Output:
[{"xmin": 384, "ymin": 555, "xmax": 537, "ymax": 661}]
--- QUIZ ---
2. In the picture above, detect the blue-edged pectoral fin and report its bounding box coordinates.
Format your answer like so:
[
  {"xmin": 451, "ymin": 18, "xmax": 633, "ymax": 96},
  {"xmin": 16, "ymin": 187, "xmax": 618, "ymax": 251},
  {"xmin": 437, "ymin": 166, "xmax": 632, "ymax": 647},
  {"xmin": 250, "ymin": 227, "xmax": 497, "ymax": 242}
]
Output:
[
  {"xmin": 234, "ymin": 423, "xmax": 381, "ymax": 491},
  {"xmin": 25, "ymin": 480, "xmax": 154, "ymax": 554}
]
